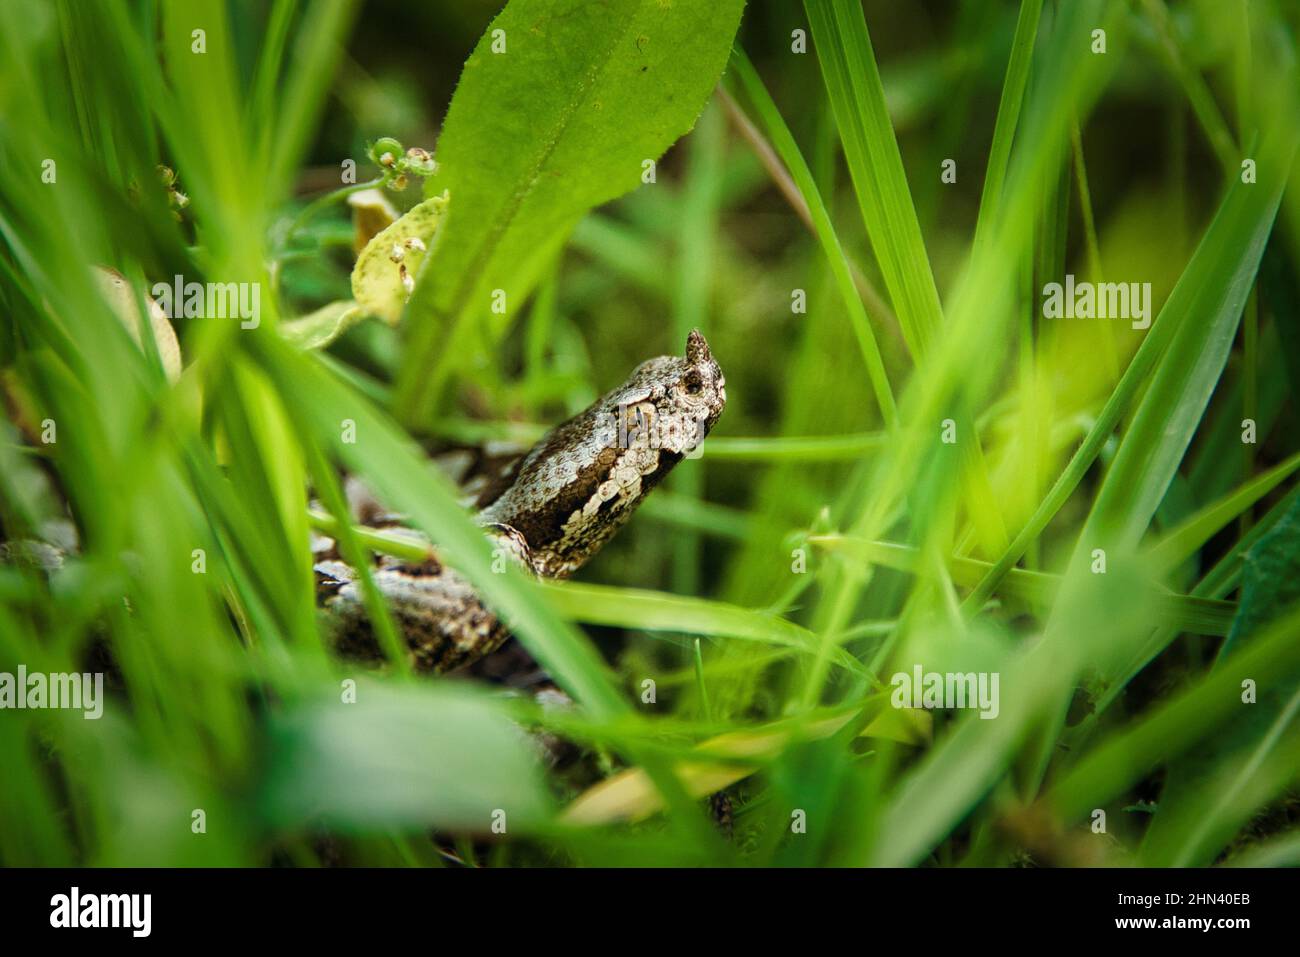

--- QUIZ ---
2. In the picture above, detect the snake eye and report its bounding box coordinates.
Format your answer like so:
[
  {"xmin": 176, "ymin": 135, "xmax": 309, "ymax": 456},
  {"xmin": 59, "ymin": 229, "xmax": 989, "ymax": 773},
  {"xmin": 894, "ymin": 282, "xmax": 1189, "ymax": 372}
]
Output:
[{"xmin": 684, "ymin": 371, "xmax": 703, "ymax": 395}]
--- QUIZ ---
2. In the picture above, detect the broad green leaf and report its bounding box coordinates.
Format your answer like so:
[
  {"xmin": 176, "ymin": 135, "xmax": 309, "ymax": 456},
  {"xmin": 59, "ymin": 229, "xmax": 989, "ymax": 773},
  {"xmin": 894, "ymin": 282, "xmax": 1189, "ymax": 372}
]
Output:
[
  {"xmin": 1044, "ymin": 607, "xmax": 1300, "ymax": 829},
  {"xmin": 1221, "ymin": 491, "xmax": 1300, "ymax": 654},
  {"xmin": 257, "ymin": 683, "xmax": 552, "ymax": 831},
  {"xmin": 1135, "ymin": 496, "xmax": 1300, "ymax": 864},
  {"xmin": 394, "ymin": 0, "xmax": 747, "ymax": 420},
  {"xmin": 1145, "ymin": 451, "xmax": 1300, "ymax": 575}
]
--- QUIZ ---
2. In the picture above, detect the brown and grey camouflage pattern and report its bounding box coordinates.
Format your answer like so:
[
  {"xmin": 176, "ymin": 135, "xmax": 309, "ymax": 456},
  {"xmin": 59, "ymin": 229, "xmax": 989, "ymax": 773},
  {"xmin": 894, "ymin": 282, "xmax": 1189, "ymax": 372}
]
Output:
[{"xmin": 317, "ymin": 330, "xmax": 725, "ymax": 673}]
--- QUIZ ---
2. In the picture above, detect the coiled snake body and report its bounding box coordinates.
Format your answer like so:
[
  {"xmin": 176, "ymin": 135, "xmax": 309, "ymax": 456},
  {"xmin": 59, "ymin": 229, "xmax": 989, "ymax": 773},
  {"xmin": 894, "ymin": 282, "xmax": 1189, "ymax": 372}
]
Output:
[
  {"xmin": 313, "ymin": 330, "xmax": 726, "ymax": 674},
  {"xmin": 4, "ymin": 328, "xmax": 724, "ymax": 684}
]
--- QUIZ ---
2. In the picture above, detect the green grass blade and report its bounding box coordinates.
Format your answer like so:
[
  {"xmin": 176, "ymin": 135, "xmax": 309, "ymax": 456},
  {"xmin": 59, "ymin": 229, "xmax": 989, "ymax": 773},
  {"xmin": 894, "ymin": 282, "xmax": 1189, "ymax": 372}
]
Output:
[
  {"xmin": 803, "ymin": 0, "xmax": 943, "ymax": 358},
  {"xmin": 973, "ymin": 0, "xmax": 1044, "ymax": 250},
  {"xmin": 728, "ymin": 46, "xmax": 897, "ymax": 425},
  {"xmin": 965, "ymin": 129, "xmax": 1298, "ymax": 611},
  {"xmin": 812, "ymin": 535, "xmax": 1236, "ymax": 636},
  {"xmin": 1146, "ymin": 451, "xmax": 1300, "ymax": 573},
  {"xmin": 1043, "ymin": 607, "xmax": 1300, "ymax": 824},
  {"xmin": 1073, "ymin": 132, "xmax": 1296, "ymax": 555},
  {"xmin": 251, "ymin": 333, "xmax": 631, "ymax": 718},
  {"xmin": 537, "ymin": 580, "xmax": 870, "ymax": 681}
]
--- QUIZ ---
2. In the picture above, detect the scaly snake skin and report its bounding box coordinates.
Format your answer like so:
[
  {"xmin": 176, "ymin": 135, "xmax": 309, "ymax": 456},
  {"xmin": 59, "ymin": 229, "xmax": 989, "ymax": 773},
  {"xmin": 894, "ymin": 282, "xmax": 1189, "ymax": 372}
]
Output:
[
  {"xmin": 313, "ymin": 330, "xmax": 726, "ymax": 673},
  {"xmin": 3, "ymin": 330, "xmax": 725, "ymax": 680}
]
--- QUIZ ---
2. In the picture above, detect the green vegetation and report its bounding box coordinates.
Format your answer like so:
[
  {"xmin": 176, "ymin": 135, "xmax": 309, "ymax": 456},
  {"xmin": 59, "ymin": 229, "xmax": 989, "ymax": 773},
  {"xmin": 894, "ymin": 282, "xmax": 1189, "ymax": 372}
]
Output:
[{"xmin": 1, "ymin": 0, "xmax": 1298, "ymax": 867}]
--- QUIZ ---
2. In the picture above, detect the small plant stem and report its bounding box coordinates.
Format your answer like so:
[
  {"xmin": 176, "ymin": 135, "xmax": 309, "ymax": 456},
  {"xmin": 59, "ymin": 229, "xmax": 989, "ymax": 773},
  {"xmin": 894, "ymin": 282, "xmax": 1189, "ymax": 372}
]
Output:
[{"xmin": 279, "ymin": 176, "xmax": 385, "ymax": 249}]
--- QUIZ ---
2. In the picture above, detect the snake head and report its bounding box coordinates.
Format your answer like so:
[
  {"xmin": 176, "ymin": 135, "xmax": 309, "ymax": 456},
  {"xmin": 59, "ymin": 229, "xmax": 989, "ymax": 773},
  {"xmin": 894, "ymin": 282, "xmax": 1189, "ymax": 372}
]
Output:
[
  {"xmin": 608, "ymin": 329, "xmax": 727, "ymax": 450},
  {"xmin": 474, "ymin": 331, "xmax": 728, "ymax": 577}
]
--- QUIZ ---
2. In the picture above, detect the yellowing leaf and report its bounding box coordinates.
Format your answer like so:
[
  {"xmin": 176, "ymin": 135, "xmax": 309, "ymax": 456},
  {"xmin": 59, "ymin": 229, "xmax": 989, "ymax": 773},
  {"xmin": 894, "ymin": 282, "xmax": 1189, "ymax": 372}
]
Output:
[
  {"xmin": 280, "ymin": 299, "xmax": 363, "ymax": 350},
  {"xmin": 347, "ymin": 187, "xmax": 400, "ymax": 255},
  {"xmin": 351, "ymin": 191, "xmax": 448, "ymax": 325},
  {"xmin": 561, "ymin": 701, "xmax": 930, "ymax": 826},
  {"xmin": 93, "ymin": 266, "xmax": 182, "ymax": 382}
]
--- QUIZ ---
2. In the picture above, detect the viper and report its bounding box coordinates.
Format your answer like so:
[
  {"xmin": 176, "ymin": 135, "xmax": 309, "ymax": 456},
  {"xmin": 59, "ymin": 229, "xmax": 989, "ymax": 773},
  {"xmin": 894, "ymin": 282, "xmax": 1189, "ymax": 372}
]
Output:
[
  {"xmin": 1, "ymin": 307, "xmax": 725, "ymax": 679},
  {"xmin": 313, "ymin": 329, "xmax": 726, "ymax": 674}
]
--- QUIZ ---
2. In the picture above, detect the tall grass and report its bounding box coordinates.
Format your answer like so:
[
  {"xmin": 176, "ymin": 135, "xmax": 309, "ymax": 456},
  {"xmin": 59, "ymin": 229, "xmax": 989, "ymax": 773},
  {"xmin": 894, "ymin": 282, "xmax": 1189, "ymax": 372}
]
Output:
[{"xmin": 1, "ymin": 0, "xmax": 1298, "ymax": 867}]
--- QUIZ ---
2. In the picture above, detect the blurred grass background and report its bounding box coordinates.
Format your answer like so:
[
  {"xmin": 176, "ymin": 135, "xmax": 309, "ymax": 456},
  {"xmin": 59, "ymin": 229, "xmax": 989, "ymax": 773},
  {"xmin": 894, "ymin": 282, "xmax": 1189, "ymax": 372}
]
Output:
[{"xmin": 1, "ymin": 0, "xmax": 1299, "ymax": 867}]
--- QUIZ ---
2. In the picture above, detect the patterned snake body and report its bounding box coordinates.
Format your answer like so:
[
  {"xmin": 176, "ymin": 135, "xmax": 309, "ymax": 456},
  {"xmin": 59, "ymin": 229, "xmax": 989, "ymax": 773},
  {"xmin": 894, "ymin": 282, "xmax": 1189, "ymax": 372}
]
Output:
[{"xmin": 315, "ymin": 330, "xmax": 726, "ymax": 673}]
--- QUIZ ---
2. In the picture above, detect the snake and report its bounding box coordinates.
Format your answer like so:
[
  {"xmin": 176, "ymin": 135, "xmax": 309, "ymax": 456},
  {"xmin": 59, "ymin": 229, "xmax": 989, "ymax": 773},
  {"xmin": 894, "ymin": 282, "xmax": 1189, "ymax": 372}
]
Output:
[
  {"xmin": 312, "ymin": 329, "xmax": 726, "ymax": 674},
  {"xmin": 3, "ymin": 280, "xmax": 725, "ymax": 684}
]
